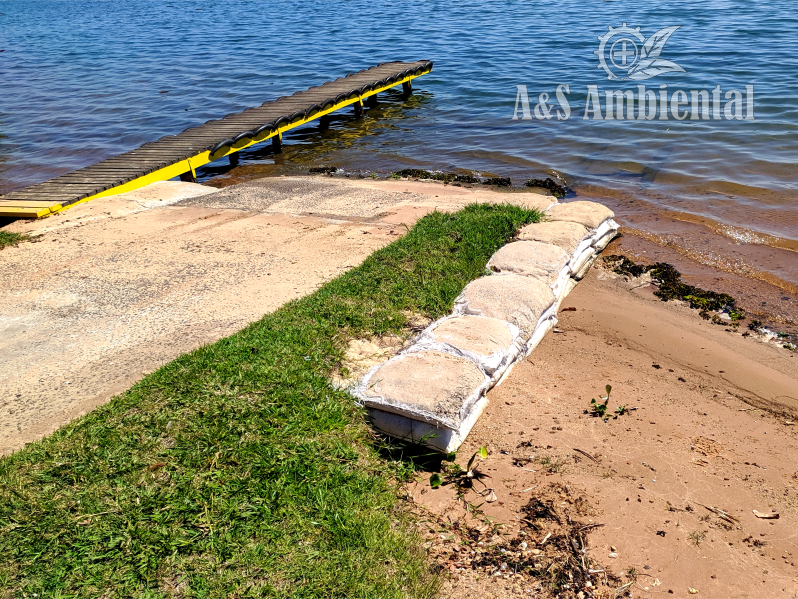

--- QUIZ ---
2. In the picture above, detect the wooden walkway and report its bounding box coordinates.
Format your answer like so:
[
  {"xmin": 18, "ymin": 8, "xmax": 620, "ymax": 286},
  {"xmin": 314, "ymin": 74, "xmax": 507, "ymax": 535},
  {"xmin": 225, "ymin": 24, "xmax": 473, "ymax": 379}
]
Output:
[{"xmin": 0, "ymin": 60, "xmax": 432, "ymax": 218}]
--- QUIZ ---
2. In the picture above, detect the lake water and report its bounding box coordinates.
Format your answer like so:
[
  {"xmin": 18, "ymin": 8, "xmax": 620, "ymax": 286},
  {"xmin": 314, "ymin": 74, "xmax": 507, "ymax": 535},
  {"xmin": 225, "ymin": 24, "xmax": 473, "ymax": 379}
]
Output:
[{"xmin": 2, "ymin": 1, "xmax": 797, "ymax": 281}]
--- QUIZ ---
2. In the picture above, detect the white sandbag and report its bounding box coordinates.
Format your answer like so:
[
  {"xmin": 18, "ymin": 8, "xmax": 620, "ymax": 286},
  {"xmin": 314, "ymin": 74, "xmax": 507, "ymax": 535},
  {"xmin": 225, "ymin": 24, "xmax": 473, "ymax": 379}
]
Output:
[
  {"xmin": 348, "ymin": 199, "xmax": 619, "ymax": 454},
  {"xmin": 453, "ymin": 274, "xmax": 556, "ymax": 341},
  {"xmin": 546, "ymin": 201, "xmax": 615, "ymax": 229},
  {"xmin": 591, "ymin": 218, "xmax": 617, "ymax": 244},
  {"xmin": 517, "ymin": 221, "xmax": 591, "ymax": 255},
  {"xmin": 487, "ymin": 241, "xmax": 572, "ymax": 297},
  {"xmin": 526, "ymin": 303, "xmax": 558, "ymax": 355},
  {"xmin": 569, "ymin": 247, "xmax": 596, "ymax": 278},
  {"xmin": 366, "ymin": 393, "xmax": 491, "ymax": 453},
  {"xmin": 413, "ymin": 315, "xmax": 524, "ymax": 378},
  {"xmin": 354, "ymin": 350, "xmax": 490, "ymax": 431},
  {"xmin": 592, "ymin": 219, "xmax": 619, "ymax": 251},
  {"xmin": 564, "ymin": 218, "xmax": 617, "ymax": 279},
  {"xmin": 494, "ymin": 306, "xmax": 558, "ymax": 387},
  {"xmin": 555, "ymin": 278, "xmax": 578, "ymax": 311},
  {"xmin": 573, "ymin": 252, "xmax": 600, "ymax": 280}
]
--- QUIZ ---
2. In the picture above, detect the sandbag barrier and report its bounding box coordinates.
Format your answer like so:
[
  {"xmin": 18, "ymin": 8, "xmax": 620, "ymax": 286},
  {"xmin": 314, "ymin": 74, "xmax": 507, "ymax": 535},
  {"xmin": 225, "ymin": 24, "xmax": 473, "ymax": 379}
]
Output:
[
  {"xmin": 351, "ymin": 201, "xmax": 619, "ymax": 453},
  {"xmin": 0, "ymin": 61, "xmax": 432, "ymax": 219}
]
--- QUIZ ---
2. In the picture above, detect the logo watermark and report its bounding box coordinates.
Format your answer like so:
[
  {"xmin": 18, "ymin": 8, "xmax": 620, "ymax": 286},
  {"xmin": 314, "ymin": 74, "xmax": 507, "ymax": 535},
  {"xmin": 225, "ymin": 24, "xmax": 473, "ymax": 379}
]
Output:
[
  {"xmin": 512, "ymin": 23, "xmax": 754, "ymax": 121},
  {"xmin": 595, "ymin": 23, "xmax": 685, "ymax": 81}
]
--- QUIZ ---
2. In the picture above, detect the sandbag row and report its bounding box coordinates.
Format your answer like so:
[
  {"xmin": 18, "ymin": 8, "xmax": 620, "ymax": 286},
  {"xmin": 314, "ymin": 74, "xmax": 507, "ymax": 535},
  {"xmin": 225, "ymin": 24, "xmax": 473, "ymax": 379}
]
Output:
[{"xmin": 351, "ymin": 201, "xmax": 619, "ymax": 452}]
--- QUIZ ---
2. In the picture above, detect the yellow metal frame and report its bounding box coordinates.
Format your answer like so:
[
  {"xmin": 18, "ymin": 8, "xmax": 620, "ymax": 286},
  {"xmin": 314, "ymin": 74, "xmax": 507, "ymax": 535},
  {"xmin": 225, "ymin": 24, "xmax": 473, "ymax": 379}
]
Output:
[{"xmin": 0, "ymin": 68, "xmax": 430, "ymax": 219}]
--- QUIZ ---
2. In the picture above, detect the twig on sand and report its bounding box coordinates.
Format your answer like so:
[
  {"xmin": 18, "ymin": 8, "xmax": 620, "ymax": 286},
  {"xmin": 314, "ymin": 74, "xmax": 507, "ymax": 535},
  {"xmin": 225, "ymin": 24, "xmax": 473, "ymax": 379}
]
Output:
[
  {"xmin": 614, "ymin": 581, "xmax": 635, "ymax": 598},
  {"xmin": 695, "ymin": 503, "xmax": 740, "ymax": 525},
  {"xmin": 576, "ymin": 522, "xmax": 605, "ymax": 533},
  {"xmin": 572, "ymin": 448, "xmax": 600, "ymax": 463}
]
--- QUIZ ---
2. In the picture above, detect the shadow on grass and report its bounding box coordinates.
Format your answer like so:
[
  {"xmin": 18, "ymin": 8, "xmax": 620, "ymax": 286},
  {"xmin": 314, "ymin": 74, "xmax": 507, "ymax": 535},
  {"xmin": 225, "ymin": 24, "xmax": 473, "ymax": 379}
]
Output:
[{"xmin": 374, "ymin": 434, "xmax": 447, "ymax": 480}]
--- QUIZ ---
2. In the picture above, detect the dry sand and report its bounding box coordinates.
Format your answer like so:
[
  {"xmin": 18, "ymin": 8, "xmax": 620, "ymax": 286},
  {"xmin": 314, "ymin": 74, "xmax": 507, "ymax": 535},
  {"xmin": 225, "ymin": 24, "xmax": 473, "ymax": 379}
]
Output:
[
  {"xmin": 412, "ymin": 254, "xmax": 798, "ymax": 599},
  {"xmin": 0, "ymin": 176, "xmax": 551, "ymax": 454}
]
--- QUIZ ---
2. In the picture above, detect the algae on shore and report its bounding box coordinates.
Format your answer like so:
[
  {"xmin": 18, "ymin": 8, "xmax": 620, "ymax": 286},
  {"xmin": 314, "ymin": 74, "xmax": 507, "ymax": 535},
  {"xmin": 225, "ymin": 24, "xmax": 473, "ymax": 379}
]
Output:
[{"xmin": 604, "ymin": 255, "xmax": 744, "ymax": 322}]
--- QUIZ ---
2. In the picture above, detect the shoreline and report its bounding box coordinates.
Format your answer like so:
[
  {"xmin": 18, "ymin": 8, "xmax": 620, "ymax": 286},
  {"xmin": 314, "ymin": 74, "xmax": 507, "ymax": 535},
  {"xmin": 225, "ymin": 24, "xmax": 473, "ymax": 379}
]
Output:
[{"xmin": 200, "ymin": 166, "xmax": 798, "ymax": 334}]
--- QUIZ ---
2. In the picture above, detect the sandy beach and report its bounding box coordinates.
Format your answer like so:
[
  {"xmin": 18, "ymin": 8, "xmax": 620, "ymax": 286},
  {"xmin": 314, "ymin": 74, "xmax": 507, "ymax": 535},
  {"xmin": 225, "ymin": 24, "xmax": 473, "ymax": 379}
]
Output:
[{"xmin": 413, "ymin": 255, "xmax": 798, "ymax": 598}]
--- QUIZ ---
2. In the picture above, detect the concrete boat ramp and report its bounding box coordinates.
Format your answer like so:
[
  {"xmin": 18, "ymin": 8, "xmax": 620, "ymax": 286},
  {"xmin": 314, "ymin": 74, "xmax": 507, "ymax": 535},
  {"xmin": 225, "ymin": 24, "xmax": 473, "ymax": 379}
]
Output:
[{"xmin": 1, "ymin": 176, "xmax": 560, "ymax": 454}]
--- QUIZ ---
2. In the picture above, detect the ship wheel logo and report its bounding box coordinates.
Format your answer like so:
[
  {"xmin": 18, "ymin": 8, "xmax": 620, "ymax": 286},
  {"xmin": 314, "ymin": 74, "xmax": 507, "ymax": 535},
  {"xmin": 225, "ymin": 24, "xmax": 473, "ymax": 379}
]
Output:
[{"xmin": 595, "ymin": 23, "xmax": 687, "ymax": 81}]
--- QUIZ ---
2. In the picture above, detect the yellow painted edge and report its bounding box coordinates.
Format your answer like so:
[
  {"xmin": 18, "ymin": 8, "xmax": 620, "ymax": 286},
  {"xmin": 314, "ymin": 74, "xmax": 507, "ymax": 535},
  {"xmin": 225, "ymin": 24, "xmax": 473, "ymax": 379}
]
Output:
[
  {"xmin": 42, "ymin": 68, "xmax": 431, "ymax": 218},
  {"xmin": 0, "ymin": 206, "xmax": 52, "ymax": 218},
  {"xmin": 52, "ymin": 159, "xmax": 196, "ymax": 212},
  {"xmin": 0, "ymin": 200, "xmax": 64, "ymax": 209}
]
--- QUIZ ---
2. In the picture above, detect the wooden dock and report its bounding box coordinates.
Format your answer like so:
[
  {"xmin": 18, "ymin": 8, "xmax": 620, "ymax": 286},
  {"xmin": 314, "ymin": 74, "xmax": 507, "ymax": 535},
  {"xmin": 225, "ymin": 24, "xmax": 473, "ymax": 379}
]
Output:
[{"xmin": 0, "ymin": 60, "xmax": 432, "ymax": 219}]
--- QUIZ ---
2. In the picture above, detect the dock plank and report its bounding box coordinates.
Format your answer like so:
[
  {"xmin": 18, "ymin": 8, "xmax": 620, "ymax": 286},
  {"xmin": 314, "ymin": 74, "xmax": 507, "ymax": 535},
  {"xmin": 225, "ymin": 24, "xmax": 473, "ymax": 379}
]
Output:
[{"xmin": 0, "ymin": 60, "xmax": 432, "ymax": 218}]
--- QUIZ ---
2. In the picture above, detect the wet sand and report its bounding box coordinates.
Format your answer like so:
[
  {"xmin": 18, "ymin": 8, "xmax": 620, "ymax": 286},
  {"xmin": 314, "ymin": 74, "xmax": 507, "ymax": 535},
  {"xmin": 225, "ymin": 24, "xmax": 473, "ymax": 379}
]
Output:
[{"xmin": 584, "ymin": 189, "xmax": 798, "ymax": 328}]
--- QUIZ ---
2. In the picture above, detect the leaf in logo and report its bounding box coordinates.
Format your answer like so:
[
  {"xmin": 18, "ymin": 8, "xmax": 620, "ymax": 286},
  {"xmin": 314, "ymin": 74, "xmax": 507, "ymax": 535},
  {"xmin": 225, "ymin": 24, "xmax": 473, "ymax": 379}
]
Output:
[
  {"xmin": 627, "ymin": 58, "xmax": 686, "ymax": 80},
  {"xmin": 640, "ymin": 25, "xmax": 681, "ymax": 59}
]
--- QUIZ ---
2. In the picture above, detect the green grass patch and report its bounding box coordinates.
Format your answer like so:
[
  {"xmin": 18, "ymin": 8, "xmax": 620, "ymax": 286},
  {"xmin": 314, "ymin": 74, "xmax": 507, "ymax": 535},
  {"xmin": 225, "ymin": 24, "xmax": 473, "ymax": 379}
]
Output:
[
  {"xmin": 0, "ymin": 204, "xmax": 541, "ymax": 598},
  {"xmin": 0, "ymin": 231, "xmax": 28, "ymax": 249}
]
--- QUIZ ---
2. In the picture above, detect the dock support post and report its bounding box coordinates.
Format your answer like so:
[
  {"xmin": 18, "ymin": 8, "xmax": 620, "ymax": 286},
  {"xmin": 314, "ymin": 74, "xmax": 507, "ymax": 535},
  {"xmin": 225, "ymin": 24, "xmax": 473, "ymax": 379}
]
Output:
[
  {"xmin": 228, "ymin": 152, "xmax": 240, "ymax": 167},
  {"xmin": 272, "ymin": 132, "xmax": 283, "ymax": 153},
  {"xmin": 366, "ymin": 94, "xmax": 378, "ymax": 108},
  {"xmin": 319, "ymin": 115, "xmax": 331, "ymax": 131},
  {"xmin": 402, "ymin": 80, "xmax": 413, "ymax": 98},
  {"xmin": 353, "ymin": 100, "xmax": 364, "ymax": 118}
]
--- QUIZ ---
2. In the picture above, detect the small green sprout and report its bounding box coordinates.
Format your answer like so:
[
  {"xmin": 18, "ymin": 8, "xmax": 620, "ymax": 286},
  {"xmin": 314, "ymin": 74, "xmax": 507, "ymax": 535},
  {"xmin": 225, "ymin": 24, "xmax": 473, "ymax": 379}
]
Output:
[
  {"xmin": 588, "ymin": 385, "xmax": 633, "ymax": 421},
  {"xmin": 430, "ymin": 446, "xmax": 488, "ymax": 489},
  {"xmin": 589, "ymin": 385, "xmax": 612, "ymax": 419}
]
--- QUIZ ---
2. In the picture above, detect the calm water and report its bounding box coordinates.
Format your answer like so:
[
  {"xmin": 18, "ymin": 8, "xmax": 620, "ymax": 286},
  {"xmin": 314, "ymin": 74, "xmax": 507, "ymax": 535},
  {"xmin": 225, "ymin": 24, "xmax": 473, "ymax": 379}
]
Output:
[{"xmin": 2, "ymin": 0, "xmax": 798, "ymax": 245}]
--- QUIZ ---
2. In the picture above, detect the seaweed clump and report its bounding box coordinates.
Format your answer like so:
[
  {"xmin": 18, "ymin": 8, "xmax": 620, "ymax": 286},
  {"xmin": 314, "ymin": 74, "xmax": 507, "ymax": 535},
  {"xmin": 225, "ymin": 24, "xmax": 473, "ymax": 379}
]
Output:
[
  {"xmin": 393, "ymin": 169, "xmax": 457, "ymax": 183},
  {"xmin": 392, "ymin": 170, "xmax": 510, "ymax": 186},
  {"xmin": 526, "ymin": 177, "xmax": 569, "ymax": 198},
  {"xmin": 308, "ymin": 166, "xmax": 338, "ymax": 175},
  {"xmin": 482, "ymin": 177, "xmax": 512, "ymax": 187},
  {"xmin": 604, "ymin": 255, "xmax": 744, "ymax": 321}
]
